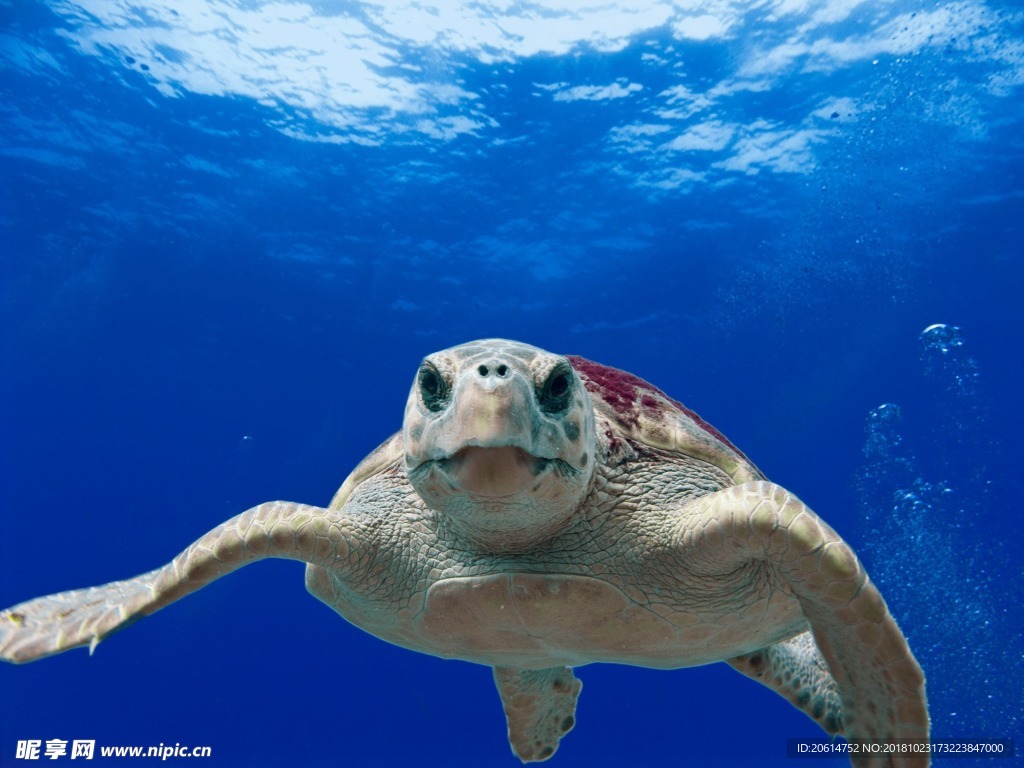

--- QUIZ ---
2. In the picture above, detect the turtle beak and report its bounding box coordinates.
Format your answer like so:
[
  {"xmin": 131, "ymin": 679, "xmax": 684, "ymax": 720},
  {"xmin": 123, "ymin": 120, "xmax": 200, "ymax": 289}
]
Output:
[
  {"xmin": 430, "ymin": 369, "xmax": 555, "ymax": 497},
  {"xmin": 421, "ymin": 363, "xmax": 542, "ymax": 461},
  {"xmin": 443, "ymin": 445, "xmax": 549, "ymax": 498},
  {"xmin": 405, "ymin": 361, "xmax": 562, "ymax": 497},
  {"xmin": 455, "ymin": 373, "xmax": 530, "ymax": 447}
]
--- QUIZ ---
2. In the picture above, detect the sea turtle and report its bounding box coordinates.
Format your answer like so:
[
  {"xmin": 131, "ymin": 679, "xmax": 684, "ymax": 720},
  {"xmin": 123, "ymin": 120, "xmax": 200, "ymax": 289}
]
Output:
[{"xmin": 1, "ymin": 339, "xmax": 928, "ymax": 765}]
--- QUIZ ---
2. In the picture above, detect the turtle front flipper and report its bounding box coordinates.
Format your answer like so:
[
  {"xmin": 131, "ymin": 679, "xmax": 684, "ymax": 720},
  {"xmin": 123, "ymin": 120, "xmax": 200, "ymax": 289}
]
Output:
[
  {"xmin": 679, "ymin": 481, "xmax": 928, "ymax": 766},
  {"xmin": 492, "ymin": 666, "xmax": 582, "ymax": 763},
  {"xmin": 1, "ymin": 501, "xmax": 357, "ymax": 664},
  {"xmin": 727, "ymin": 631, "xmax": 843, "ymax": 735},
  {"xmin": 1, "ymin": 566, "xmax": 166, "ymax": 663}
]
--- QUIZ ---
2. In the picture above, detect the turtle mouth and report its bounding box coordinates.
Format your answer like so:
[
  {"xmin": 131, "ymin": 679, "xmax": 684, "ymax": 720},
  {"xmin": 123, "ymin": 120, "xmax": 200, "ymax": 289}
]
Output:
[{"xmin": 439, "ymin": 446, "xmax": 553, "ymax": 498}]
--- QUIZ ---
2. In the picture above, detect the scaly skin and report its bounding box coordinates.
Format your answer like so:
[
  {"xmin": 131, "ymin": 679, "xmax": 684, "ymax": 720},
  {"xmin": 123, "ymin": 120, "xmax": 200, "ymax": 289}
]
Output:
[{"xmin": 0, "ymin": 339, "xmax": 928, "ymax": 766}]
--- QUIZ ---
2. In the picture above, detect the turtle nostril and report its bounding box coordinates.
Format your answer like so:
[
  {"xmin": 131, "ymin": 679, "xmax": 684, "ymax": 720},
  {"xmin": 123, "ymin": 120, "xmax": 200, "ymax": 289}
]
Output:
[{"xmin": 478, "ymin": 363, "xmax": 510, "ymax": 378}]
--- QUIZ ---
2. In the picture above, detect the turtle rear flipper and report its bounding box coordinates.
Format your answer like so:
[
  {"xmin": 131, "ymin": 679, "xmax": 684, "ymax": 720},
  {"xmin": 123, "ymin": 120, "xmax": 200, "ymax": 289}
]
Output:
[
  {"xmin": 493, "ymin": 666, "xmax": 582, "ymax": 763},
  {"xmin": 728, "ymin": 631, "xmax": 843, "ymax": 735},
  {"xmin": 1, "ymin": 501, "xmax": 356, "ymax": 664}
]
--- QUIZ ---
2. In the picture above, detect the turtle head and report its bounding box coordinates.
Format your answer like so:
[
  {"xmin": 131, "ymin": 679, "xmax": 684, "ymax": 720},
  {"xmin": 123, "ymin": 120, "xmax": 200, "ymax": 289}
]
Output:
[{"xmin": 403, "ymin": 339, "xmax": 596, "ymax": 552}]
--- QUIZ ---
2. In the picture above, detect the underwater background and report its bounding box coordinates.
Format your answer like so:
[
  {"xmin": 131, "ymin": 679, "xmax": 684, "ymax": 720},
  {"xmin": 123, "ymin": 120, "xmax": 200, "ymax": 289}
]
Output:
[{"xmin": 1, "ymin": 1, "xmax": 1022, "ymax": 766}]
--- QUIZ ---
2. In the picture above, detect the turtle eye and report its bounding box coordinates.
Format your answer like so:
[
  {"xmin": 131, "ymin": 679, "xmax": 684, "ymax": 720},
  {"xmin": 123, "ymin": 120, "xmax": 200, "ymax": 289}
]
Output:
[
  {"xmin": 418, "ymin": 364, "xmax": 448, "ymax": 412},
  {"xmin": 539, "ymin": 364, "xmax": 573, "ymax": 413}
]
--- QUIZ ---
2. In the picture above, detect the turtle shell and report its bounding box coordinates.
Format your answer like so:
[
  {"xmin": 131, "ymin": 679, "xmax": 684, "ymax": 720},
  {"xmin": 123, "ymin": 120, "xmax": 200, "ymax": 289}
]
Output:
[
  {"xmin": 567, "ymin": 355, "xmax": 763, "ymax": 484},
  {"xmin": 328, "ymin": 432, "xmax": 404, "ymax": 511}
]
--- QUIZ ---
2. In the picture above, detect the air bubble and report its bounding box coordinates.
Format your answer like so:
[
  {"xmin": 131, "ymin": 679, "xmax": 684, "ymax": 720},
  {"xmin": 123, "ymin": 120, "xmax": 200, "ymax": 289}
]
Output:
[
  {"xmin": 855, "ymin": 325, "xmax": 1017, "ymax": 743},
  {"xmin": 863, "ymin": 403, "xmax": 904, "ymax": 462},
  {"xmin": 920, "ymin": 323, "xmax": 963, "ymax": 354},
  {"xmin": 920, "ymin": 322, "xmax": 979, "ymax": 400}
]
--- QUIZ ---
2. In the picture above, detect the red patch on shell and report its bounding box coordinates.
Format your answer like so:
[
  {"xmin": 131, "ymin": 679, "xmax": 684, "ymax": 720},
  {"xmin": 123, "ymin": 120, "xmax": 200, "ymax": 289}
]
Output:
[{"xmin": 566, "ymin": 355, "xmax": 749, "ymax": 462}]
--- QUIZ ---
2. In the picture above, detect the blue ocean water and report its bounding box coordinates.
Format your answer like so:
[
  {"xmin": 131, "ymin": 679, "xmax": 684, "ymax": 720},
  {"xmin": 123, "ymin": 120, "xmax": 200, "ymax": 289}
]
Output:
[{"xmin": 1, "ymin": 1, "xmax": 1022, "ymax": 766}]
